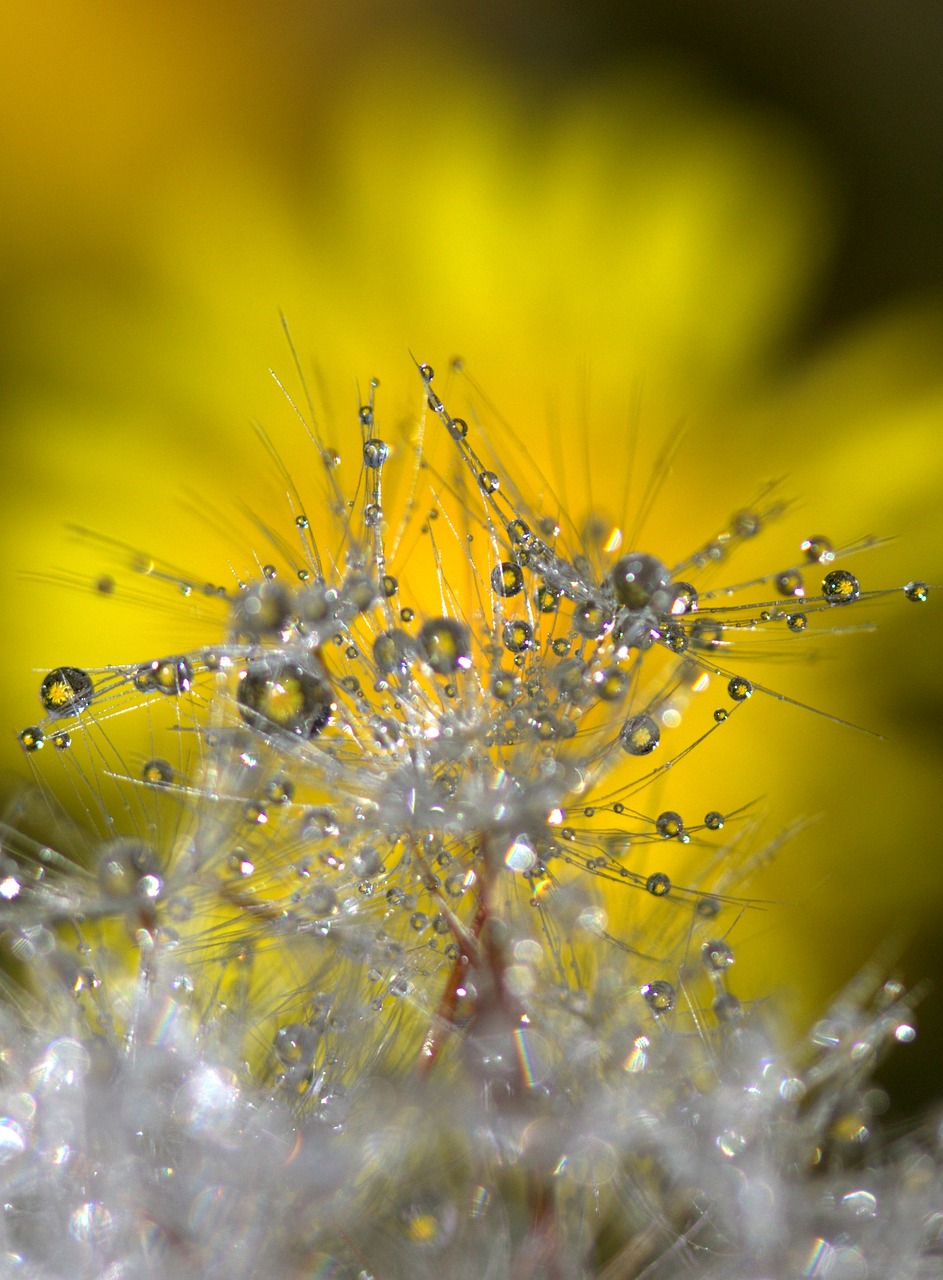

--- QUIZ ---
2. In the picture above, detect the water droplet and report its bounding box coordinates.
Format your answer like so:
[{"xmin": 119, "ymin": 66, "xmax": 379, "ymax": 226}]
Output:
[
  {"xmin": 18, "ymin": 726, "xmax": 44, "ymax": 751},
  {"xmin": 69, "ymin": 1201, "xmax": 114, "ymax": 1245},
  {"xmin": 98, "ymin": 839, "xmax": 162, "ymax": 903},
  {"xmin": 574, "ymin": 599, "xmax": 612, "ymax": 638},
  {"xmin": 363, "ymin": 438, "xmax": 389, "ymax": 468},
  {"xmin": 671, "ymin": 582, "xmax": 698, "ymax": 615},
  {"xmin": 713, "ymin": 708, "xmax": 728, "ymax": 723},
  {"xmin": 142, "ymin": 758, "xmax": 174, "ymax": 786},
  {"xmin": 237, "ymin": 659, "xmax": 333, "ymax": 738},
  {"xmin": 704, "ymin": 810, "xmax": 724, "ymax": 830},
  {"xmin": 364, "ymin": 502, "xmax": 382, "ymax": 527},
  {"xmin": 502, "ymin": 620, "xmax": 534, "ymax": 654},
  {"xmin": 713, "ymin": 992, "xmax": 742, "ymax": 1022},
  {"xmin": 491, "ymin": 561, "xmax": 524, "ymax": 597},
  {"xmin": 295, "ymin": 513, "xmax": 309, "ymax": 529},
  {"xmin": 775, "ymin": 569, "xmax": 805, "ymax": 598},
  {"xmin": 655, "ymin": 811, "xmax": 684, "ymax": 838},
  {"xmin": 801, "ymin": 535, "xmax": 834, "ymax": 564},
  {"xmin": 419, "ymin": 363, "xmax": 434, "ymax": 382},
  {"xmin": 479, "ymin": 471, "xmax": 500, "ymax": 494},
  {"xmin": 447, "ymin": 417, "xmax": 468, "ymax": 440},
  {"xmin": 786, "ymin": 612, "xmax": 807, "ymax": 632},
  {"xmin": 646, "ymin": 872, "xmax": 671, "ymax": 896},
  {"xmin": 134, "ymin": 656, "xmax": 194, "ymax": 695},
  {"xmin": 620, "ymin": 713, "xmax": 660, "ymax": 755},
  {"xmin": 608, "ymin": 553, "xmax": 674, "ymax": 613},
  {"xmin": 733, "ymin": 510, "xmax": 762, "ymax": 538},
  {"xmin": 39, "ymin": 667, "xmax": 94, "ymax": 715},
  {"xmin": 52, "ymin": 731, "xmax": 71, "ymax": 750},
  {"xmin": 641, "ymin": 980, "xmax": 675, "ymax": 1013},
  {"xmin": 382, "ymin": 574, "xmax": 398, "ymax": 597},
  {"xmin": 905, "ymin": 580, "xmax": 929, "ymax": 603},
  {"xmin": 690, "ymin": 618, "xmax": 723, "ymax": 650},
  {"xmin": 727, "ymin": 676, "xmax": 752, "ymax": 702},
  {"xmin": 536, "ymin": 584, "xmax": 560, "ymax": 613},
  {"xmin": 822, "ymin": 568, "xmax": 860, "ymax": 605},
  {"xmin": 491, "ymin": 671, "xmax": 517, "ymax": 702},
  {"xmin": 418, "ymin": 617, "xmax": 472, "ymax": 674},
  {"xmin": 702, "ymin": 938, "xmax": 734, "ymax": 971},
  {"xmin": 264, "ymin": 776, "xmax": 294, "ymax": 804},
  {"xmin": 594, "ymin": 666, "xmax": 628, "ymax": 701}
]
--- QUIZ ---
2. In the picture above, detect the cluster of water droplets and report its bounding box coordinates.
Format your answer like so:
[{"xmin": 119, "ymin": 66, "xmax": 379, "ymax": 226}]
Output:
[{"xmin": 0, "ymin": 360, "xmax": 936, "ymax": 1278}]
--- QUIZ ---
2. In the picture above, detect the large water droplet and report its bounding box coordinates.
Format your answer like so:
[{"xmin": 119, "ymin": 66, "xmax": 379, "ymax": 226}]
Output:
[
  {"xmin": 39, "ymin": 667, "xmax": 94, "ymax": 715},
  {"xmin": 619, "ymin": 713, "xmax": 660, "ymax": 755},
  {"xmin": 822, "ymin": 568, "xmax": 860, "ymax": 605}
]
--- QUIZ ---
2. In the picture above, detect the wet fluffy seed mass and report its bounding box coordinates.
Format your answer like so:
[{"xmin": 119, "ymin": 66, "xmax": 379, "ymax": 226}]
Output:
[{"xmin": 4, "ymin": 360, "xmax": 935, "ymax": 1280}]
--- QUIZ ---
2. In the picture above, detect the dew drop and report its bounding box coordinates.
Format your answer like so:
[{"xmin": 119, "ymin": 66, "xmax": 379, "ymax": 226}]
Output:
[
  {"xmin": 822, "ymin": 568, "xmax": 860, "ymax": 605},
  {"xmin": 702, "ymin": 938, "xmax": 734, "ymax": 971},
  {"xmin": 97, "ymin": 839, "xmax": 162, "ymax": 903},
  {"xmin": 491, "ymin": 561, "xmax": 524, "ymax": 598},
  {"xmin": 727, "ymin": 676, "xmax": 753, "ymax": 702},
  {"xmin": 18, "ymin": 726, "xmax": 44, "ymax": 751},
  {"xmin": 801, "ymin": 535, "xmax": 834, "ymax": 564},
  {"xmin": 904, "ymin": 580, "xmax": 929, "ymax": 603},
  {"xmin": 134, "ymin": 656, "xmax": 194, "ymax": 696},
  {"xmin": 608, "ymin": 554, "xmax": 674, "ymax": 612},
  {"xmin": 574, "ymin": 599, "xmax": 612, "ymax": 639},
  {"xmin": 655, "ymin": 811, "xmax": 684, "ymax": 839},
  {"xmin": 39, "ymin": 667, "xmax": 94, "ymax": 716},
  {"xmin": 363, "ymin": 438, "xmax": 389, "ymax": 468},
  {"xmin": 382, "ymin": 574, "xmax": 398, "ymax": 598},
  {"xmin": 502, "ymin": 620, "xmax": 534, "ymax": 654},
  {"xmin": 733, "ymin": 510, "xmax": 762, "ymax": 538},
  {"xmin": 418, "ymin": 617, "xmax": 472, "ymax": 675},
  {"xmin": 142, "ymin": 758, "xmax": 174, "ymax": 786},
  {"xmin": 479, "ymin": 471, "xmax": 500, "ymax": 494},
  {"xmin": 52, "ymin": 731, "xmax": 71, "ymax": 750},
  {"xmin": 447, "ymin": 417, "xmax": 468, "ymax": 440},
  {"xmin": 619, "ymin": 713, "xmax": 660, "ymax": 756},
  {"xmin": 704, "ymin": 810, "xmax": 724, "ymax": 830},
  {"xmin": 775, "ymin": 569, "xmax": 805, "ymax": 598},
  {"xmin": 641, "ymin": 980, "xmax": 675, "ymax": 1013},
  {"xmin": 671, "ymin": 582, "xmax": 698, "ymax": 615},
  {"xmin": 595, "ymin": 666, "xmax": 628, "ymax": 701},
  {"xmin": 646, "ymin": 872, "xmax": 671, "ymax": 897},
  {"xmin": 237, "ymin": 658, "xmax": 333, "ymax": 739},
  {"xmin": 786, "ymin": 612, "xmax": 807, "ymax": 632}
]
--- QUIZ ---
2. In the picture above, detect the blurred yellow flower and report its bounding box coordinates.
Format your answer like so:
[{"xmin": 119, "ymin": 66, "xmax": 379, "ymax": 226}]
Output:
[{"xmin": 1, "ymin": 5, "xmax": 942, "ymax": 1037}]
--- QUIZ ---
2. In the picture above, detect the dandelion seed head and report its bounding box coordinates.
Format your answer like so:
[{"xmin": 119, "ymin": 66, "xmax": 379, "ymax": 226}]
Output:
[{"xmin": 1, "ymin": 356, "xmax": 937, "ymax": 1278}]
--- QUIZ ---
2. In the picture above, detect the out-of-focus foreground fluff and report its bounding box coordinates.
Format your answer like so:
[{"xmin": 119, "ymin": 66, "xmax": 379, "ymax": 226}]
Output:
[{"xmin": 0, "ymin": 352, "xmax": 938, "ymax": 1279}]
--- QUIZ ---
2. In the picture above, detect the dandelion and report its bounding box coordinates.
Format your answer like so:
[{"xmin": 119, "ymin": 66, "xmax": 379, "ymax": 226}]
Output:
[{"xmin": 1, "ymin": 351, "xmax": 938, "ymax": 1279}]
